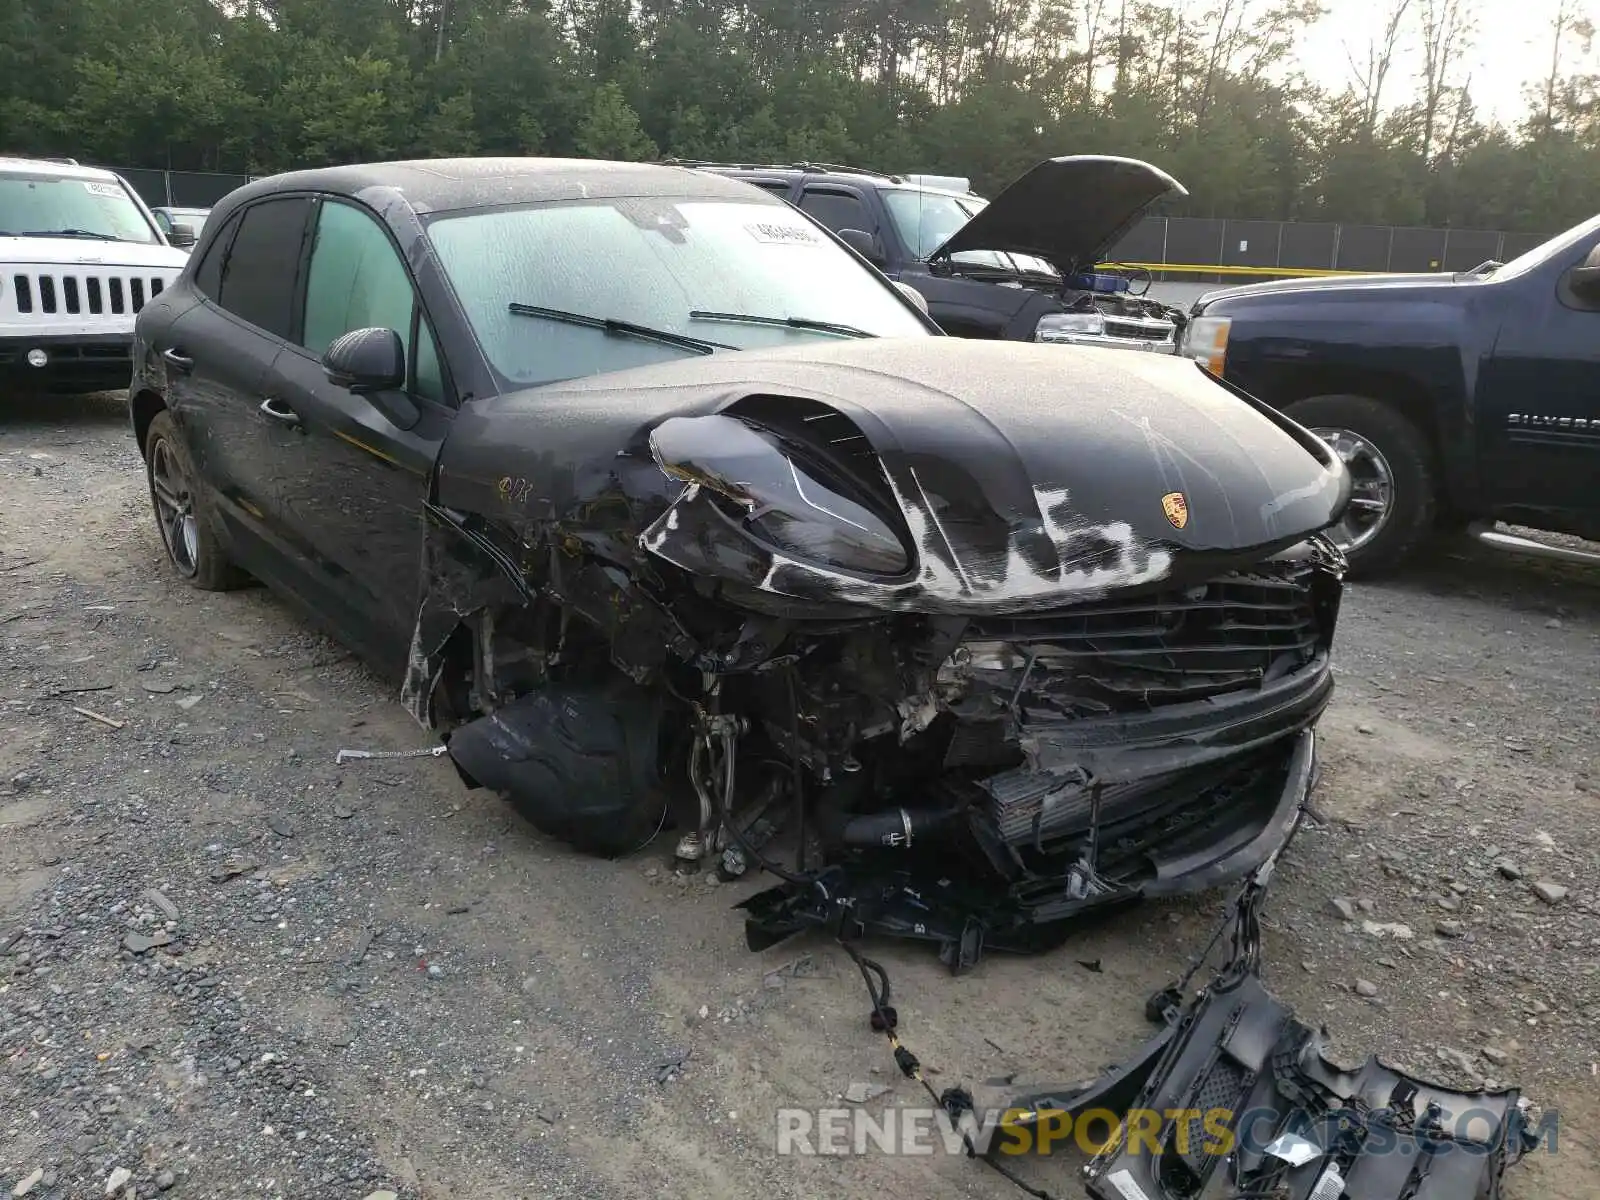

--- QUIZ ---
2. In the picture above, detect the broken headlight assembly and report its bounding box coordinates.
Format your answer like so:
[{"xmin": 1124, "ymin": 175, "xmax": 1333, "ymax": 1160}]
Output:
[
  {"xmin": 648, "ymin": 413, "xmax": 909, "ymax": 576},
  {"xmin": 1033, "ymin": 310, "xmax": 1105, "ymax": 342}
]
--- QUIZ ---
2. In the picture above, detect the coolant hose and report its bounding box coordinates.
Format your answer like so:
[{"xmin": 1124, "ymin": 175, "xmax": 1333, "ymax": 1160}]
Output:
[
  {"xmin": 837, "ymin": 806, "xmax": 959, "ymax": 850},
  {"xmin": 812, "ymin": 771, "xmax": 963, "ymax": 850}
]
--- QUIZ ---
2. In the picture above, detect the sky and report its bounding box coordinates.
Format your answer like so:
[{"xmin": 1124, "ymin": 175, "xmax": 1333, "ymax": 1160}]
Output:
[{"xmin": 1291, "ymin": 0, "xmax": 1588, "ymax": 126}]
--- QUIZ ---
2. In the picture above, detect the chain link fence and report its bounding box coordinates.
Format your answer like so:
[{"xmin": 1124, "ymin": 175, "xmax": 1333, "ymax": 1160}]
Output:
[
  {"xmin": 1109, "ymin": 215, "xmax": 1553, "ymax": 280},
  {"xmin": 110, "ymin": 166, "xmax": 259, "ymax": 209}
]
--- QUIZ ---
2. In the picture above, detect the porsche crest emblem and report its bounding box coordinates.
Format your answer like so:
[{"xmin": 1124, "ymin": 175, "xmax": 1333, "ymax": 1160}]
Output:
[{"xmin": 1161, "ymin": 492, "xmax": 1189, "ymax": 530}]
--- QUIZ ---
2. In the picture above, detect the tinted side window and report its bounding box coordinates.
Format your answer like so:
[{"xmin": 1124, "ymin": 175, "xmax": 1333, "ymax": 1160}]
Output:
[
  {"xmin": 216, "ymin": 197, "xmax": 310, "ymax": 339},
  {"xmin": 192, "ymin": 211, "xmax": 240, "ymax": 300},
  {"xmin": 799, "ymin": 188, "xmax": 873, "ymax": 233},
  {"xmin": 302, "ymin": 200, "xmax": 446, "ymax": 405}
]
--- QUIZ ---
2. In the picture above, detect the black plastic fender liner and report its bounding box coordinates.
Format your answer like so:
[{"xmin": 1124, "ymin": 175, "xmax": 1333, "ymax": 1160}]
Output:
[
  {"xmin": 446, "ymin": 681, "xmax": 671, "ymax": 857},
  {"xmin": 401, "ymin": 503, "xmax": 536, "ymax": 728}
]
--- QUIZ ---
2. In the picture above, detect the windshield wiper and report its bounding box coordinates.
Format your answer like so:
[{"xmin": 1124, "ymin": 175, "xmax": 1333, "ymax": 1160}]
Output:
[
  {"xmin": 13, "ymin": 228, "xmax": 121, "ymax": 241},
  {"xmin": 689, "ymin": 310, "xmax": 874, "ymax": 339},
  {"xmin": 507, "ymin": 303, "xmax": 733, "ymax": 355}
]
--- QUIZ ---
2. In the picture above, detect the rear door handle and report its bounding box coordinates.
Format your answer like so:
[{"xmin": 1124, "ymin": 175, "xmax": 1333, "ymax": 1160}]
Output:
[
  {"xmin": 161, "ymin": 348, "xmax": 194, "ymax": 373},
  {"xmin": 258, "ymin": 396, "xmax": 302, "ymax": 428}
]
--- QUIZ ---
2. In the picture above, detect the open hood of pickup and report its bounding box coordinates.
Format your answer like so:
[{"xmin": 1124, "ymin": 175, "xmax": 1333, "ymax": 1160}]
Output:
[{"xmin": 929, "ymin": 156, "xmax": 1186, "ymax": 276}]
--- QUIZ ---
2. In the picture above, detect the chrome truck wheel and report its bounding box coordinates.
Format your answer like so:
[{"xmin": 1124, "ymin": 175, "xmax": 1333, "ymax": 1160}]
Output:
[
  {"xmin": 1309, "ymin": 425, "xmax": 1394, "ymax": 555},
  {"xmin": 1283, "ymin": 394, "xmax": 1437, "ymax": 579}
]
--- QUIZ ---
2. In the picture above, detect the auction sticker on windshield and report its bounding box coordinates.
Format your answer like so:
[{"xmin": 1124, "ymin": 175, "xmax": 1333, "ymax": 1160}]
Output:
[
  {"xmin": 746, "ymin": 222, "xmax": 819, "ymax": 245},
  {"xmin": 83, "ymin": 181, "xmax": 125, "ymax": 198}
]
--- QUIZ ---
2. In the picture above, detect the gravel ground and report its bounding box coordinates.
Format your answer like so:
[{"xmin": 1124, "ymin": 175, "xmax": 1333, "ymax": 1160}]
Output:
[{"xmin": 1, "ymin": 392, "xmax": 1596, "ymax": 1200}]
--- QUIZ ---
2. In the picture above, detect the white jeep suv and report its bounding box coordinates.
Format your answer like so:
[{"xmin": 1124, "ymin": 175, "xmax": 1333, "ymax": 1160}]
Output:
[{"xmin": 1, "ymin": 157, "xmax": 190, "ymax": 395}]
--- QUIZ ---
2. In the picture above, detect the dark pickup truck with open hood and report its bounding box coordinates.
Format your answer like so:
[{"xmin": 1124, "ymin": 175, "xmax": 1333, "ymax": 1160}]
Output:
[
  {"xmin": 684, "ymin": 155, "xmax": 1190, "ymax": 355},
  {"xmin": 1179, "ymin": 213, "xmax": 1600, "ymax": 576}
]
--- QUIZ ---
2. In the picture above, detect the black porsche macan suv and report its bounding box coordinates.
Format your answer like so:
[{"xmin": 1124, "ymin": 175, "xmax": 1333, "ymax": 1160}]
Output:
[{"xmin": 129, "ymin": 157, "xmax": 1349, "ymax": 966}]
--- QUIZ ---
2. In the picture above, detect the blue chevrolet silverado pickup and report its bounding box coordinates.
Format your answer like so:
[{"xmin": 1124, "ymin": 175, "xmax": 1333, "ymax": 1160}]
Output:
[{"xmin": 1178, "ymin": 213, "xmax": 1600, "ymax": 577}]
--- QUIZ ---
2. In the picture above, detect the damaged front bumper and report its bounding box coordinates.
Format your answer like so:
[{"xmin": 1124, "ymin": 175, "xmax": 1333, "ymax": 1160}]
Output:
[
  {"xmin": 741, "ymin": 700, "xmax": 1322, "ymax": 972},
  {"xmin": 734, "ymin": 542, "xmax": 1342, "ymax": 970}
]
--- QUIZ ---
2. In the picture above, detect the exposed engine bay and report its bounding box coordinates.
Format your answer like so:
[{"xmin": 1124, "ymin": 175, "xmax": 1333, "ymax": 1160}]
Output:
[
  {"xmin": 1060, "ymin": 269, "xmax": 1187, "ymax": 350},
  {"xmin": 934, "ymin": 255, "xmax": 1186, "ymax": 351},
  {"xmin": 401, "ymin": 339, "xmax": 1352, "ymax": 970},
  {"xmin": 1018, "ymin": 267, "xmax": 1183, "ymax": 351}
]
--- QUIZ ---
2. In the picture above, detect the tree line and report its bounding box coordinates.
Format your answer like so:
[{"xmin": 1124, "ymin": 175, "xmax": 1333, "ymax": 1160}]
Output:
[{"xmin": 2, "ymin": 0, "xmax": 1596, "ymax": 233}]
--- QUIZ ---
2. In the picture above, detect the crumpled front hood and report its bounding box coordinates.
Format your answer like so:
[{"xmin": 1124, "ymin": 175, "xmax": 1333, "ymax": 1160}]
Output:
[
  {"xmin": 438, "ymin": 338, "xmax": 1349, "ymax": 615},
  {"xmin": 931, "ymin": 156, "xmax": 1186, "ymax": 276}
]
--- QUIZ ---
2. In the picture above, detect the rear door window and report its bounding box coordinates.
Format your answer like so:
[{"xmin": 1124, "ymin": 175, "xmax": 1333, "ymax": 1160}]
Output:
[
  {"xmin": 747, "ymin": 182, "xmax": 795, "ymax": 200},
  {"xmin": 192, "ymin": 211, "xmax": 241, "ymax": 300},
  {"xmin": 798, "ymin": 188, "xmax": 874, "ymax": 234},
  {"xmin": 215, "ymin": 197, "xmax": 311, "ymax": 339}
]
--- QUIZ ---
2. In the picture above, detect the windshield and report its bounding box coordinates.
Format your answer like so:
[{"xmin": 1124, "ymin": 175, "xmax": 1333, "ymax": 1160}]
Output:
[
  {"xmin": 1481, "ymin": 214, "xmax": 1600, "ymax": 282},
  {"xmin": 0, "ymin": 172, "xmax": 159, "ymax": 243},
  {"xmin": 879, "ymin": 189, "xmax": 1058, "ymax": 277},
  {"xmin": 427, "ymin": 197, "xmax": 931, "ymax": 387}
]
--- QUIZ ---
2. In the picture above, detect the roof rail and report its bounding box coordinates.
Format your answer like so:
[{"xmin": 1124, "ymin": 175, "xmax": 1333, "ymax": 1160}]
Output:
[
  {"xmin": 661, "ymin": 157, "xmax": 903, "ymax": 183},
  {"xmin": 790, "ymin": 161, "xmax": 903, "ymax": 182},
  {"xmin": 1, "ymin": 154, "xmax": 80, "ymax": 166}
]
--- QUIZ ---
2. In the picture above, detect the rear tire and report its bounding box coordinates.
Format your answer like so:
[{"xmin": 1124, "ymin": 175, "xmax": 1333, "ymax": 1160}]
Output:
[
  {"xmin": 144, "ymin": 409, "xmax": 248, "ymax": 591},
  {"xmin": 1284, "ymin": 394, "xmax": 1436, "ymax": 579}
]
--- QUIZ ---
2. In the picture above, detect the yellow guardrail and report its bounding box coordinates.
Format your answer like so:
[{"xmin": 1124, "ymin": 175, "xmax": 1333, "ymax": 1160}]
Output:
[{"xmin": 1106, "ymin": 261, "xmax": 1379, "ymax": 279}]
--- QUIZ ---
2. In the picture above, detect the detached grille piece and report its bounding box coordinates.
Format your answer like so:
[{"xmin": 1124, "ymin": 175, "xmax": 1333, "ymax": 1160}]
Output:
[{"xmin": 966, "ymin": 559, "xmax": 1325, "ymax": 712}]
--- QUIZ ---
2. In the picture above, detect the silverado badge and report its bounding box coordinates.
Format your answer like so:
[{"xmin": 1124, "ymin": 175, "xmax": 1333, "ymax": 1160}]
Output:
[{"xmin": 1162, "ymin": 492, "xmax": 1189, "ymax": 529}]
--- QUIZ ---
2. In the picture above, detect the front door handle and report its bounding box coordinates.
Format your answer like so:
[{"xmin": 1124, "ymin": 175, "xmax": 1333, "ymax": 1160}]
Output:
[
  {"xmin": 161, "ymin": 348, "xmax": 194, "ymax": 373},
  {"xmin": 258, "ymin": 396, "xmax": 302, "ymax": 429}
]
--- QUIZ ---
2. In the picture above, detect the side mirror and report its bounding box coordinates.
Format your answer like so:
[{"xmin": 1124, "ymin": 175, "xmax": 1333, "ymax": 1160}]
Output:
[
  {"xmin": 168, "ymin": 222, "xmax": 196, "ymax": 248},
  {"xmin": 838, "ymin": 227, "xmax": 886, "ymax": 267},
  {"xmin": 1569, "ymin": 246, "xmax": 1600, "ymax": 300},
  {"xmin": 321, "ymin": 327, "xmax": 420, "ymax": 430},
  {"xmin": 893, "ymin": 280, "xmax": 930, "ymax": 315}
]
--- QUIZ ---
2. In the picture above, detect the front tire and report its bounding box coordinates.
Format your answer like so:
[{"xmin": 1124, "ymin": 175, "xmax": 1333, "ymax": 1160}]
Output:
[
  {"xmin": 144, "ymin": 409, "xmax": 248, "ymax": 591},
  {"xmin": 1284, "ymin": 394, "xmax": 1436, "ymax": 578}
]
